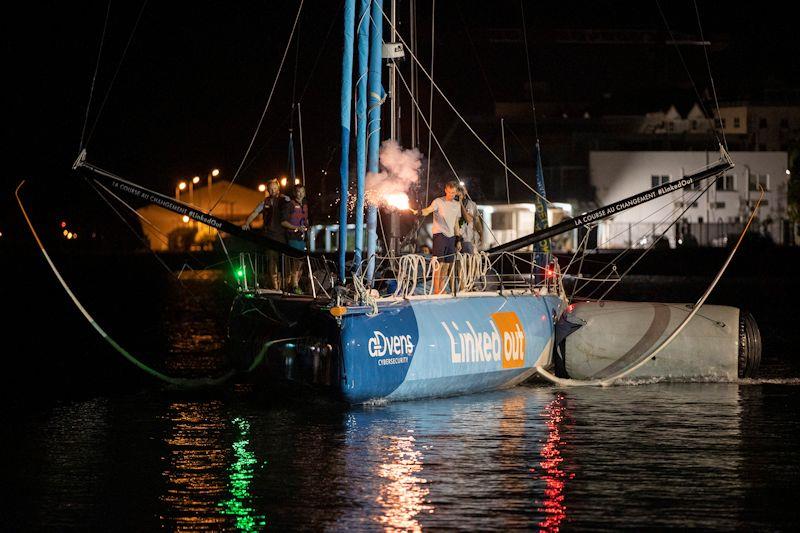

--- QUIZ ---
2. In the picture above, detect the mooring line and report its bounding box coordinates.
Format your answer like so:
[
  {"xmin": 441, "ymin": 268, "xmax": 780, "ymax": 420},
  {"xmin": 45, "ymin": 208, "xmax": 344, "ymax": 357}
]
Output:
[
  {"xmin": 16, "ymin": 180, "xmax": 234, "ymax": 388},
  {"xmin": 537, "ymin": 187, "xmax": 765, "ymax": 387}
]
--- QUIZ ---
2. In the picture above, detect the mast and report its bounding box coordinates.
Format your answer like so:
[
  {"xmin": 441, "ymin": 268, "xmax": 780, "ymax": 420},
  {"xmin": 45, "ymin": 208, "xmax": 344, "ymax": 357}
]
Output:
[
  {"xmin": 353, "ymin": 0, "xmax": 370, "ymax": 272},
  {"xmin": 365, "ymin": 0, "xmax": 384, "ymax": 283},
  {"xmin": 338, "ymin": 0, "xmax": 356, "ymax": 282},
  {"xmin": 387, "ymin": 0, "xmax": 401, "ymax": 255}
]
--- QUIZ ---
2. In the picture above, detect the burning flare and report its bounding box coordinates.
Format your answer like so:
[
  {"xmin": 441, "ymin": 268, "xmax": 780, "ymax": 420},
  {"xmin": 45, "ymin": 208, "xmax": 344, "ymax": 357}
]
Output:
[{"xmin": 383, "ymin": 193, "xmax": 410, "ymax": 211}]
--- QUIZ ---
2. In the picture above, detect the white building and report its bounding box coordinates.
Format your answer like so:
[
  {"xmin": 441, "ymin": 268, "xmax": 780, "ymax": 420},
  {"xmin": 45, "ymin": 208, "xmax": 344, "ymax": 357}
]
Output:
[{"xmin": 590, "ymin": 150, "xmax": 790, "ymax": 248}]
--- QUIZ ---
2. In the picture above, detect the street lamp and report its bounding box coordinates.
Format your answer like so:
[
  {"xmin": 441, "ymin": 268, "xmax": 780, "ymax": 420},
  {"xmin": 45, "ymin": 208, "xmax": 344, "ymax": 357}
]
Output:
[
  {"xmin": 207, "ymin": 168, "xmax": 220, "ymax": 197},
  {"xmin": 258, "ymin": 183, "xmax": 267, "ymax": 197},
  {"xmin": 280, "ymin": 176, "xmax": 287, "ymax": 188},
  {"xmin": 176, "ymin": 181, "xmax": 187, "ymax": 200},
  {"xmin": 190, "ymin": 175, "xmax": 200, "ymax": 205}
]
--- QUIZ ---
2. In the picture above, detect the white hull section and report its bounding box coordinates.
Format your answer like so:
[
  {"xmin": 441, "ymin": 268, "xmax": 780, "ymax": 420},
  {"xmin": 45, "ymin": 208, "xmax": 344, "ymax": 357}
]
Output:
[{"xmin": 563, "ymin": 301, "xmax": 740, "ymax": 381}]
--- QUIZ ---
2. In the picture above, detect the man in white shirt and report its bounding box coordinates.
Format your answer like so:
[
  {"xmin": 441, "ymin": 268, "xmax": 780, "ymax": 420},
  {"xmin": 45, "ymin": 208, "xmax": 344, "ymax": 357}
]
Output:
[{"xmin": 413, "ymin": 180, "xmax": 465, "ymax": 294}]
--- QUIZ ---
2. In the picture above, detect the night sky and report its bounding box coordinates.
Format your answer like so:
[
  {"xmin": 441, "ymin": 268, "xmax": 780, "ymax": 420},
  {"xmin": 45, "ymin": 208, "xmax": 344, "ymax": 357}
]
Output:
[{"xmin": 5, "ymin": 1, "xmax": 797, "ymax": 243}]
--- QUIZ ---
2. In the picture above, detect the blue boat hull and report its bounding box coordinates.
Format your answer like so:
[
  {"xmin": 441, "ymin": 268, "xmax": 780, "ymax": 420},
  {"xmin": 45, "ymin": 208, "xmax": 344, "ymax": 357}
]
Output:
[{"xmin": 229, "ymin": 293, "xmax": 562, "ymax": 403}]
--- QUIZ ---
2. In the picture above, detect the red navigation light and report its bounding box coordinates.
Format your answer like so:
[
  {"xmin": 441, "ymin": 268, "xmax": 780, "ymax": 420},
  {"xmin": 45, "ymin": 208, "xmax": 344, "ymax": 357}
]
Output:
[
  {"xmin": 60, "ymin": 221, "xmax": 67, "ymax": 228},
  {"xmin": 545, "ymin": 265, "xmax": 556, "ymax": 279}
]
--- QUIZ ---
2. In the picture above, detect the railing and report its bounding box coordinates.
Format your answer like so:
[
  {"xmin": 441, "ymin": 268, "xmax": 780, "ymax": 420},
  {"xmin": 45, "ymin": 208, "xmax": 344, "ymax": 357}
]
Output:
[
  {"xmin": 233, "ymin": 252, "xmax": 336, "ymax": 299},
  {"xmin": 597, "ymin": 220, "xmax": 785, "ymax": 248},
  {"xmin": 232, "ymin": 250, "xmax": 565, "ymax": 304},
  {"xmin": 354, "ymin": 251, "xmax": 565, "ymax": 302}
]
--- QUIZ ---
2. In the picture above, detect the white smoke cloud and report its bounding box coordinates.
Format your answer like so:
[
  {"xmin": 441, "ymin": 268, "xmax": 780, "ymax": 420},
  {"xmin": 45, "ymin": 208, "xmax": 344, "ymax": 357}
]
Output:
[{"xmin": 365, "ymin": 139, "xmax": 423, "ymax": 207}]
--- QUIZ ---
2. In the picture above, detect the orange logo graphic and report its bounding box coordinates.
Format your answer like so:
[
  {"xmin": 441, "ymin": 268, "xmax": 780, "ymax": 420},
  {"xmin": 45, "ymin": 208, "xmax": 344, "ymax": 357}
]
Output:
[{"xmin": 491, "ymin": 311, "xmax": 526, "ymax": 368}]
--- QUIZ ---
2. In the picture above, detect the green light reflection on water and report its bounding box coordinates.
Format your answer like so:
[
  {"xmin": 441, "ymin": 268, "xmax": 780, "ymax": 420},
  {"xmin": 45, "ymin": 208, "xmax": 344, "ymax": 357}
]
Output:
[{"xmin": 218, "ymin": 417, "xmax": 266, "ymax": 531}]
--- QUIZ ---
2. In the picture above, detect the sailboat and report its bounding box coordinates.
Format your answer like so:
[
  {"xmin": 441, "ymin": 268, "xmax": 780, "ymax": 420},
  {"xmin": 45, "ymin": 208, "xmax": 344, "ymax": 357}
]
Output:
[{"xmin": 19, "ymin": 0, "xmax": 762, "ymax": 402}]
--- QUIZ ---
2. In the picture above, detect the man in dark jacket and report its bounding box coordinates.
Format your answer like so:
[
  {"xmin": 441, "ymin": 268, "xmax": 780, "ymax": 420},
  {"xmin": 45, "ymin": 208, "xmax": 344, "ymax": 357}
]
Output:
[{"xmin": 243, "ymin": 179, "xmax": 289, "ymax": 290}]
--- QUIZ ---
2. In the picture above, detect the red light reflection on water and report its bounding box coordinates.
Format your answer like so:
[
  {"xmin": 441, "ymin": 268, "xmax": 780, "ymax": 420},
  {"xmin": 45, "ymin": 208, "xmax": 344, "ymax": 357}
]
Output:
[{"xmin": 533, "ymin": 393, "xmax": 573, "ymax": 532}]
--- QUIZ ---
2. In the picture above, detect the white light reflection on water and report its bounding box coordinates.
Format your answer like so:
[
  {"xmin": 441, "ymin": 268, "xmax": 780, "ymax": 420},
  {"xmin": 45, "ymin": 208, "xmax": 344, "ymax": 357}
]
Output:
[{"xmin": 374, "ymin": 432, "xmax": 433, "ymax": 532}]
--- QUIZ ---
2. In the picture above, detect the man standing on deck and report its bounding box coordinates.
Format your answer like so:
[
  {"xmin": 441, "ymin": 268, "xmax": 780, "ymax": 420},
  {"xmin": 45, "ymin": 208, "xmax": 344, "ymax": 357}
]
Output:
[
  {"xmin": 412, "ymin": 180, "xmax": 463, "ymax": 294},
  {"xmin": 282, "ymin": 185, "xmax": 309, "ymax": 294},
  {"xmin": 243, "ymin": 179, "xmax": 289, "ymax": 290}
]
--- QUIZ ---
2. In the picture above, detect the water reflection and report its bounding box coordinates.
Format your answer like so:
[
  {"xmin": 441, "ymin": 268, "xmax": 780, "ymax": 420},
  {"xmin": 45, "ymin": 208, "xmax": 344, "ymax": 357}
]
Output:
[
  {"xmin": 534, "ymin": 392, "xmax": 573, "ymax": 532},
  {"xmin": 160, "ymin": 400, "xmax": 229, "ymax": 531},
  {"xmin": 375, "ymin": 431, "xmax": 432, "ymax": 532},
  {"xmin": 218, "ymin": 417, "xmax": 266, "ymax": 531}
]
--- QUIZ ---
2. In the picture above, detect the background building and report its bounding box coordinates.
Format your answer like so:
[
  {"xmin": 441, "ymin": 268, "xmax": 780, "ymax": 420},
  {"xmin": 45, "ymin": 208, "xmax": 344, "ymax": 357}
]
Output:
[
  {"xmin": 137, "ymin": 180, "xmax": 265, "ymax": 252},
  {"xmin": 590, "ymin": 150, "xmax": 790, "ymax": 248}
]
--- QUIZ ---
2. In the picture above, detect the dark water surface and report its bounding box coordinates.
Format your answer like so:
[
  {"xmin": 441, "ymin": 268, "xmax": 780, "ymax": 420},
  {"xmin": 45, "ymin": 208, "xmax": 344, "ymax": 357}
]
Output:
[{"xmin": 5, "ymin": 255, "xmax": 800, "ymax": 531}]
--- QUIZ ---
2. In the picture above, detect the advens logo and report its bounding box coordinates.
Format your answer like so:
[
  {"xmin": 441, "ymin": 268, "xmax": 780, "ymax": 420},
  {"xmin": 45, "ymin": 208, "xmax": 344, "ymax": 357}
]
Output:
[
  {"xmin": 368, "ymin": 331, "xmax": 415, "ymax": 366},
  {"xmin": 441, "ymin": 311, "xmax": 526, "ymax": 368}
]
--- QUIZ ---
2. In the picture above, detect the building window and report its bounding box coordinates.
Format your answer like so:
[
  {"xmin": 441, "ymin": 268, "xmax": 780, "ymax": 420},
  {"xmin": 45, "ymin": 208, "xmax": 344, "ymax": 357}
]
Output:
[
  {"xmin": 715, "ymin": 174, "xmax": 736, "ymax": 191},
  {"xmin": 733, "ymin": 117, "xmax": 741, "ymax": 128},
  {"xmin": 491, "ymin": 212, "xmax": 513, "ymax": 230},
  {"xmin": 748, "ymin": 174, "xmax": 769, "ymax": 191},
  {"xmin": 759, "ymin": 118, "xmax": 767, "ymax": 128},
  {"xmin": 651, "ymin": 175, "xmax": 670, "ymax": 188},
  {"xmin": 712, "ymin": 201, "xmax": 726, "ymax": 209},
  {"xmin": 780, "ymin": 118, "xmax": 789, "ymax": 128}
]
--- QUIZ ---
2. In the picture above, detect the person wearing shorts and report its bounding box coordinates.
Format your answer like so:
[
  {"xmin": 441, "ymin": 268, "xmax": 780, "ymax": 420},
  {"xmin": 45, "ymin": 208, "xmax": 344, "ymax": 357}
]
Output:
[{"xmin": 413, "ymin": 180, "xmax": 462, "ymax": 294}]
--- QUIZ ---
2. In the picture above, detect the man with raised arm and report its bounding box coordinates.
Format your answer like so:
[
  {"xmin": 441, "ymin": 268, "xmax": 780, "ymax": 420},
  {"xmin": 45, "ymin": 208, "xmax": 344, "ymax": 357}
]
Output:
[{"xmin": 412, "ymin": 180, "xmax": 465, "ymax": 294}]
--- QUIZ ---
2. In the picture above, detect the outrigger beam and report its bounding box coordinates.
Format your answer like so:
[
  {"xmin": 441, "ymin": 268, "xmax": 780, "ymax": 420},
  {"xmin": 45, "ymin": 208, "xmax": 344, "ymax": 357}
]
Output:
[
  {"xmin": 72, "ymin": 151, "xmax": 305, "ymax": 257},
  {"xmin": 488, "ymin": 148, "xmax": 734, "ymax": 254}
]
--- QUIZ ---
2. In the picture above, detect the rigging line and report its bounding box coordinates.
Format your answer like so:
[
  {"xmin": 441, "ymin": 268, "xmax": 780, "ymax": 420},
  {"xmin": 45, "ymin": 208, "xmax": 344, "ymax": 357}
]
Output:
[
  {"xmin": 88, "ymin": 179, "xmax": 216, "ymax": 306},
  {"xmin": 692, "ymin": 0, "xmax": 727, "ymax": 151},
  {"xmin": 210, "ymin": 0, "xmax": 305, "ymax": 214},
  {"xmin": 538, "ymin": 188, "xmax": 765, "ymax": 387},
  {"xmin": 520, "ymin": 0, "xmax": 539, "ymax": 142},
  {"xmin": 456, "ymin": 4, "xmax": 496, "ymax": 103},
  {"xmin": 595, "ymin": 178, "xmax": 718, "ymax": 302},
  {"xmin": 291, "ymin": 15, "xmax": 301, "ymax": 108},
  {"xmin": 238, "ymin": 108, "xmax": 295, "ymax": 176},
  {"xmin": 90, "ymin": 178, "xmax": 209, "ymax": 273},
  {"xmin": 501, "ymin": 118, "xmax": 510, "ymax": 204},
  {"xmin": 394, "ymin": 66, "xmax": 459, "ymax": 183},
  {"xmin": 298, "ymin": 102, "xmax": 306, "ymax": 185},
  {"xmin": 398, "ymin": 61, "xmax": 512, "ymax": 256},
  {"xmin": 571, "ymin": 186, "xmax": 707, "ymax": 297},
  {"xmin": 575, "ymin": 196, "xmax": 694, "ymax": 299},
  {"xmin": 654, "ymin": 0, "xmax": 722, "ymax": 149},
  {"xmin": 88, "ymin": 179, "xmax": 175, "ymax": 269},
  {"xmin": 297, "ymin": 0, "xmax": 344, "ymax": 104},
  {"xmin": 85, "ymin": 0, "xmax": 149, "ymax": 147},
  {"xmin": 16, "ymin": 181, "xmax": 233, "ymax": 388},
  {"xmin": 379, "ymin": 7, "xmax": 552, "ymax": 206},
  {"xmin": 573, "ymin": 185, "xmax": 702, "ymax": 298},
  {"xmin": 80, "ymin": 0, "xmax": 112, "ymax": 151},
  {"xmin": 424, "ymin": 0, "xmax": 436, "ymax": 206},
  {"xmin": 504, "ymin": 122, "xmax": 534, "ymax": 158}
]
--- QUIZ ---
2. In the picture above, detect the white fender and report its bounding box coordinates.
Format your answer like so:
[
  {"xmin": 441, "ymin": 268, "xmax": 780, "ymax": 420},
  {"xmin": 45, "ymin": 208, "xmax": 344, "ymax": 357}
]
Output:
[{"xmin": 562, "ymin": 301, "xmax": 740, "ymax": 381}]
